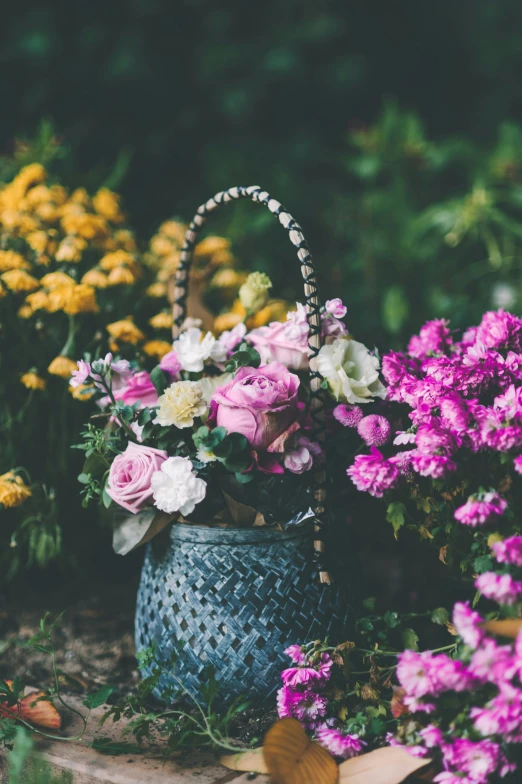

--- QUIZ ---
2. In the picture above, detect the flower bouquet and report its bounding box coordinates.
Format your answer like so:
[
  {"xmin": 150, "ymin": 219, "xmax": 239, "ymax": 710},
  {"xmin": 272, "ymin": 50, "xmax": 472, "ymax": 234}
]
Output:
[{"xmin": 74, "ymin": 185, "xmax": 386, "ymax": 699}]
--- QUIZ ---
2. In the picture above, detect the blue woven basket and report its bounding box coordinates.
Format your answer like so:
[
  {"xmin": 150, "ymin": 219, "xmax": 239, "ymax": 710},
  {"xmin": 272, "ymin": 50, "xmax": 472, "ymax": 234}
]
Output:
[{"xmin": 135, "ymin": 522, "xmax": 351, "ymax": 702}]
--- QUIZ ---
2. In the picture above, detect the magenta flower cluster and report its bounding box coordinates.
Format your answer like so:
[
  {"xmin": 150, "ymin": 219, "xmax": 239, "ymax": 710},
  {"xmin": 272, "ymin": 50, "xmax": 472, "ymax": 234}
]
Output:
[
  {"xmin": 390, "ymin": 595, "xmax": 521, "ymax": 782},
  {"xmin": 277, "ymin": 646, "xmax": 366, "ymax": 759},
  {"xmin": 347, "ymin": 310, "xmax": 522, "ymax": 515}
]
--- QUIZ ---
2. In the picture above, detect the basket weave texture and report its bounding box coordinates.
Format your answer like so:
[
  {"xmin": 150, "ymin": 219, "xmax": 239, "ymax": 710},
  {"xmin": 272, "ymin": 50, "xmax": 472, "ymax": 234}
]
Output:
[{"xmin": 135, "ymin": 522, "xmax": 352, "ymax": 701}]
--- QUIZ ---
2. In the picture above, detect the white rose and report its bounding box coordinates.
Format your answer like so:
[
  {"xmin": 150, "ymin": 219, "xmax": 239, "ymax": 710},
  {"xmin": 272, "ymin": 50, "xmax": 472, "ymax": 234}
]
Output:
[
  {"xmin": 317, "ymin": 337, "xmax": 386, "ymax": 404},
  {"xmin": 154, "ymin": 381, "xmax": 207, "ymax": 428},
  {"xmin": 151, "ymin": 456, "xmax": 206, "ymax": 516},
  {"xmin": 173, "ymin": 327, "xmax": 225, "ymax": 372}
]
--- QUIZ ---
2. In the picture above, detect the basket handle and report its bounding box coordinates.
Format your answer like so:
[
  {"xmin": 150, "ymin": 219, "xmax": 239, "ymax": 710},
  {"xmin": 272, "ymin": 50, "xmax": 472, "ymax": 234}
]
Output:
[{"xmin": 172, "ymin": 185, "xmax": 331, "ymax": 583}]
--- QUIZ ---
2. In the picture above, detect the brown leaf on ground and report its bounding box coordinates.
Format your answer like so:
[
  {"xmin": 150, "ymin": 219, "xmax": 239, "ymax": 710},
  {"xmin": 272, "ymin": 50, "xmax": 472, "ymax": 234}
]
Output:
[
  {"xmin": 263, "ymin": 718, "xmax": 339, "ymax": 784},
  {"xmin": 0, "ymin": 683, "xmax": 61, "ymax": 730},
  {"xmin": 339, "ymin": 746, "xmax": 431, "ymax": 784}
]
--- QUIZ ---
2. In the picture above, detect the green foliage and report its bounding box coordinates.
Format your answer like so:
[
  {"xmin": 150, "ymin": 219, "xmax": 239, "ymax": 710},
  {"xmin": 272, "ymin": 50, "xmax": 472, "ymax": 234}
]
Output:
[
  {"xmin": 386, "ymin": 502, "xmax": 406, "ymax": 539},
  {"xmin": 224, "ymin": 342, "xmax": 261, "ymax": 373}
]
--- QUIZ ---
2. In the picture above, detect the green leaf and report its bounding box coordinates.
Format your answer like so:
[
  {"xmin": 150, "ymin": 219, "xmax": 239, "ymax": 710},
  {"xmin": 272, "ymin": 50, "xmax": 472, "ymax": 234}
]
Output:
[
  {"xmin": 83, "ymin": 685, "xmax": 116, "ymax": 710},
  {"xmin": 401, "ymin": 628, "xmax": 419, "ymax": 651},
  {"xmin": 137, "ymin": 408, "xmax": 152, "ymax": 427},
  {"xmin": 431, "ymin": 607, "xmax": 450, "ymax": 626},
  {"xmin": 473, "ymin": 555, "xmax": 493, "ymax": 573},
  {"xmin": 150, "ymin": 366, "xmax": 169, "ymax": 397},
  {"xmin": 234, "ymin": 471, "xmax": 254, "ymax": 484},
  {"xmin": 82, "ymin": 452, "xmax": 107, "ymax": 479},
  {"xmin": 102, "ymin": 487, "xmax": 113, "ymax": 509},
  {"xmin": 91, "ymin": 737, "xmax": 142, "ymax": 755},
  {"xmin": 77, "ymin": 473, "xmax": 90, "ymax": 485},
  {"xmin": 386, "ymin": 502, "xmax": 406, "ymax": 539},
  {"xmin": 383, "ymin": 610, "xmax": 399, "ymax": 629}
]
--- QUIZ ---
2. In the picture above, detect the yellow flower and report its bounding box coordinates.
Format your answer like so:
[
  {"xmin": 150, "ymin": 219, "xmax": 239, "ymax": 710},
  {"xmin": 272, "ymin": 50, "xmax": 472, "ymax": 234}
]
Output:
[
  {"xmin": 0, "ymin": 472, "xmax": 32, "ymax": 509},
  {"xmin": 106, "ymin": 266, "xmax": 136, "ymax": 286},
  {"xmin": 145, "ymin": 282, "xmax": 168, "ymax": 298},
  {"xmin": 0, "ymin": 284, "xmax": 7, "ymax": 299},
  {"xmin": 25, "ymin": 231, "xmax": 49, "ymax": 255},
  {"xmin": 18, "ymin": 303, "xmax": 33, "ymax": 318},
  {"xmin": 1, "ymin": 211, "xmax": 40, "ymax": 235},
  {"xmin": 155, "ymin": 381, "xmax": 207, "ymax": 429},
  {"xmin": 48, "ymin": 356, "xmax": 78, "ymax": 379},
  {"xmin": 55, "ymin": 236, "xmax": 87, "ymax": 263},
  {"xmin": 142, "ymin": 340, "xmax": 172, "ymax": 360},
  {"xmin": 150, "ymin": 235, "xmax": 175, "ymax": 257},
  {"xmin": 106, "ymin": 318, "xmax": 145, "ymax": 344},
  {"xmin": 156, "ymin": 254, "xmax": 180, "ymax": 281},
  {"xmin": 213, "ymin": 312, "xmax": 244, "ymax": 334},
  {"xmin": 159, "ymin": 220, "xmax": 187, "ymax": 244},
  {"xmin": 25, "ymin": 290, "xmax": 50, "ymax": 312},
  {"xmin": 239, "ymin": 272, "xmax": 272, "ymax": 313},
  {"xmin": 208, "ymin": 249, "xmax": 235, "ymax": 266},
  {"xmin": 81, "ymin": 269, "xmax": 108, "ymax": 288},
  {"xmin": 48, "ymin": 185, "xmax": 68, "ymax": 205},
  {"xmin": 111, "ymin": 229, "xmax": 137, "ymax": 252},
  {"xmin": 149, "ymin": 312, "xmax": 173, "ymax": 330},
  {"xmin": 41, "ymin": 271, "xmax": 76, "ymax": 289},
  {"xmin": 70, "ymin": 188, "xmax": 91, "ymax": 206},
  {"xmin": 61, "ymin": 212, "xmax": 108, "ymax": 241},
  {"xmin": 249, "ymin": 300, "xmax": 290, "ymax": 328},
  {"xmin": 63, "ymin": 284, "xmax": 98, "ymax": 315},
  {"xmin": 99, "ymin": 249, "xmax": 136, "ymax": 271},
  {"xmin": 21, "ymin": 371, "xmax": 46, "ymax": 391},
  {"xmin": 21, "ymin": 184, "xmax": 51, "ymax": 207},
  {"xmin": 69, "ymin": 383, "xmax": 95, "ymax": 401},
  {"xmin": 194, "ymin": 236, "xmax": 230, "ymax": 259},
  {"xmin": 92, "ymin": 188, "xmax": 124, "ymax": 223},
  {"xmin": 211, "ymin": 268, "xmax": 245, "ymax": 289},
  {"xmin": 1, "ymin": 269, "xmax": 40, "ymax": 292},
  {"xmin": 0, "ymin": 250, "xmax": 30, "ymax": 272}
]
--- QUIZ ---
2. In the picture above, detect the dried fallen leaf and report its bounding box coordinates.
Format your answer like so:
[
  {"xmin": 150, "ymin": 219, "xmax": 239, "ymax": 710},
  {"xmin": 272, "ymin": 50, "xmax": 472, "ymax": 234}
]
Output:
[
  {"xmin": 338, "ymin": 747, "xmax": 431, "ymax": 784},
  {"xmin": 220, "ymin": 747, "xmax": 268, "ymax": 773},
  {"xmin": 438, "ymin": 545, "xmax": 448, "ymax": 565},
  {"xmin": 483, "ymin": 618, "xmax": 522, "ymax": 639},
  {"xmin": 263, "ymin": 718, "xmax": 339, "ymax": 784},
  {"xmin": 0, "ymin": 683, "xmax": 61, "ymax": 730}
]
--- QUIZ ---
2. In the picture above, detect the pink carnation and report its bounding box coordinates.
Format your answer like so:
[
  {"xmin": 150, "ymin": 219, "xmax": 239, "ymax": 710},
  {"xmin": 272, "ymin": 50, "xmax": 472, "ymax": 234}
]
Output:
[
  {"xmin": 315, "ymin": 727, "xmax": 366, "ymax": 759},
  {"xmin": 452, "ymin": 602, "xmax": 485, "ymax": 649},
  {"xmin": 411, "ymin": 453, "xmax": 457, "ymax": 478},
  {"xmin": 469, "ymin": 639, "xmax": 516, "ymax": 685},
  {"xmin": 407, "ymin": 318, "xmax": 452, "ymax": 359},
  {"xmin": 514, "ymin": 454, "xmax": 522, "ymax": 474},
  {"xmin": 325, "ymin": 298, "xmax": 347, "ymax": 319},
  {"xmin": 159, "ymin": 350, "xmax": 182, "ymax": 378},
  {"xmin": 347, "ymin": 448, "xmax": 399, "ymax": 497},
  {"xmin": 454, "ymin": 492, "xmax": 507, "ymax": 527},
  {"xmin": 357, "ymin": 415, "xmax": 391, "ymax": 446},
  {"xmin": 284, "ymin": 645, "xmax": 305, "ymax": 664},
  {"xmin": 396, "ymin": 651, "xmax": 436, "ymax": 699},
  {"xmin": 475, "ymin": 572, "xmax": 522, "ymax": 605},
  {"xmin": 475, "ymin": 309, "xmax": 522, "ymax": 351},
  {"xmin": 492, "ymin": 535, "xmax": 522, "ymax": 566}
]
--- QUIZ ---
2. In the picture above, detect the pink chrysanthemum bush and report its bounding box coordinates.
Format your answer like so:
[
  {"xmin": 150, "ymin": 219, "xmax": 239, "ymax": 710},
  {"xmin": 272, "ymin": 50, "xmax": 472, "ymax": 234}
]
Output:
[
  {"xmin": 347, "ymin": 310, "xmax": 522, "ymax": 580},
  {"xmin": 390, "ymin": 588, "xmax": 522, "ymax": 782}
]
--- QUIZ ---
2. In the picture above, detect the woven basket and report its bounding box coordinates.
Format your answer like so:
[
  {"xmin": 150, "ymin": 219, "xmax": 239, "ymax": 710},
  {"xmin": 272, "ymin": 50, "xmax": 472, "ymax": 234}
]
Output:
[
  {"xmin": 135, "ymin": 522, "xmax": 351, "ymax": 701},
  {"xmin": 135, "ymin": 185, "xmax": 351, "ymax": 701}
]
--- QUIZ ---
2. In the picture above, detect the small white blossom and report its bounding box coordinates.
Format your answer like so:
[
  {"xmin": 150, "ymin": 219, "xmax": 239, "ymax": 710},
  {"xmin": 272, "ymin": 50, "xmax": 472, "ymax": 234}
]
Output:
[
  {"xmin": 151, "ymin": 456, "xmax": 206, "ymax": 516},
  {"xmin": 173, "ymin": 327, "xmax": 225, "ymax": 372},
  {"xmin": 197, "ymin": 447, "xmax": 217, "ymax": 463}
]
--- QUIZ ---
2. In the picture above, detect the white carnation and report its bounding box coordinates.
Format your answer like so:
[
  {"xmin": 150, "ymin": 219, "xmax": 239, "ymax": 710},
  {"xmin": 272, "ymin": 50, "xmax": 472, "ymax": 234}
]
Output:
[
  {"xmin": 151, "ymin": 456, "xmax": 206, "ymax": 516},
  {"xmin": 317, "ymin": 337, "xmax": 386, "ymax": 404},
  {"xmin": 154, "ymin": 380, "xmax": 207, "ymax": 428},
  {"xmin": 173, "ymin": 327, "xmax": 226, "ymax": 372}
]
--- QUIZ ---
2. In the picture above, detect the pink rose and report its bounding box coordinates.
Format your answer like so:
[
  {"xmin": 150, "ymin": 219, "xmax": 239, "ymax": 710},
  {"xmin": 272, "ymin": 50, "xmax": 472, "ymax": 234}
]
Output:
[
  {"xmin": 114, "ymin": 370, "xmax": 159, "ymax": 408},
  {"xmin": 248, "ymin": 321, "xmax": 309, "ymax": 371},
  {"xmin": 211, "ymin": 362, "xmax": 300, "ymax": 450},
  {"xmin": 107, "ymin": 442, "xmax": 167, "ymax": 514}
]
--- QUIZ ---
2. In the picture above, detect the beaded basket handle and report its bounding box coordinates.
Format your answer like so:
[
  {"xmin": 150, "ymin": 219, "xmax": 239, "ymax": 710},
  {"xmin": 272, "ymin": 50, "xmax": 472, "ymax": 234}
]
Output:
[{"xmin": 172, "ymin": 185, "xmax": 331, "ymax": 583}]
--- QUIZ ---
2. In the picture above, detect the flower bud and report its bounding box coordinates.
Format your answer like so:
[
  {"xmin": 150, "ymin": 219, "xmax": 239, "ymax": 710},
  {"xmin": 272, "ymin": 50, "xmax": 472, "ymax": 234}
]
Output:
[{"xmin": 239, "ymin": 272, "xmax": 272, "ymax": 313}]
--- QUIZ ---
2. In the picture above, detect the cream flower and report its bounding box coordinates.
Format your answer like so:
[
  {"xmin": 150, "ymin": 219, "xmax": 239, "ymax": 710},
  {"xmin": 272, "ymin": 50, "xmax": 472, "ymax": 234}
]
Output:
[
  {"xmin": 173, "ymin": 327, "xmax": 226, "ymax": 371},
  {"xmin": 317, "ymin": 337, "xmax": 386, "ymax": 404},
  {"xmin": 154, "ymin": 380, "xmax": 207, "ymax": 428},
  {"xmin": 151, "ymin": 456, "xmax": 206, "ymax": 516}
]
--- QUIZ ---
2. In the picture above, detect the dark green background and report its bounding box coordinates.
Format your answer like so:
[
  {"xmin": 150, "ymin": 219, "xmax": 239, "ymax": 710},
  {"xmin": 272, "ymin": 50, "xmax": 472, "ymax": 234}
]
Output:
[{"xmin": 5, "ymin": 1, "xmax": 522, "ymax": 345}]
